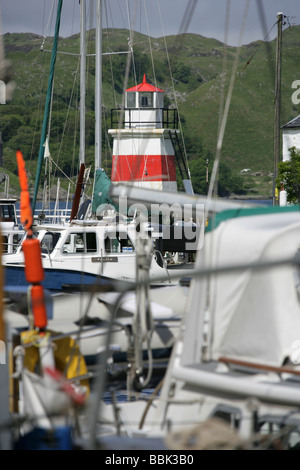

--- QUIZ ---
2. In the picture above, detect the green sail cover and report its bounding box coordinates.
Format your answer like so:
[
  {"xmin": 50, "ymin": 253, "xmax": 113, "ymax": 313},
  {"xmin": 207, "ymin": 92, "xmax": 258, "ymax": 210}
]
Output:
[
  {"xmin": 92, "ymin": 168, "xmax": 117, "ymax": 214},
  {"xmin": 206, "ymin": 203, "xmax": 300, "ymax": 233}
]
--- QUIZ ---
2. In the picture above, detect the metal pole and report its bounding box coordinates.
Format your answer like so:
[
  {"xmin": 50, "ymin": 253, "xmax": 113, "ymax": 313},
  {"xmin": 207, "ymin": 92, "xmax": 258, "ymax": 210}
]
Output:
[
  {"xmin": 273, "ymin": 12, "xmax": 283, "ymax": 206},
  {"xmin": 79, "ymin": 0, "xmax": 86, "ymax": 166},
  {"xmin": 95, "ymin": 0, "xmax": 102, "ymax": 170}
]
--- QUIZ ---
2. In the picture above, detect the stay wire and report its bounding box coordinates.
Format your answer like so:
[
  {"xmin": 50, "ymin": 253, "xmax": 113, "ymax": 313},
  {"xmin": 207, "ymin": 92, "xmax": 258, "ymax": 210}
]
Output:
[
  {"xmin": 111, "ymin": 0, "xmax": 138, "ymax": 182},
  {"xmin": 156, "ymin": 0, "xmax": 192, "ymax": 181},
  {"xmin": 178, "ymin": 0, "xmax": 198, "ymax": 35},
  {"xmin": 143, "ymin": 0, "xmax": 157, "ymax": 87}
]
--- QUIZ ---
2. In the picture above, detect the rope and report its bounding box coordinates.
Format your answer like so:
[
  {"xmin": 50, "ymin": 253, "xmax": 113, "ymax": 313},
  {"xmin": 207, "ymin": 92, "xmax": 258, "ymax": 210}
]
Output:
[
  {"xmin": 207, "ymin": 0, "xmax": 250, "ymax": 205},
  {"xmin": 203, "ymin": 0, "xmax": 250, "ymax": 362},
  {"xmin": 110, "ymin": 0, "xmax": 138, "ymax": 182},
  {"xmin": 138, "ymin": 377, "xmax": 164, "ymax": 429},
  {"xmin": 143, "ymin": 0, "xmax": 157, "ymax": 88},
  {"xmin": 216, "ymin": 0, "xmax": 231, "ymax": 142},
  {"xmin": 156, "ymin": 0, "xmax": 192, "ymax": 182},
  {"xmin": 49, "ymin": 156, "xmax": 76, "ymax": 185},
  {"xmin": 52, "ymin": 57, "xmax": 80, "ymax": 184},
  {"xmin": 165, "ymin": 417, "xmax": 249, "ymax": 450},
  {"xmin": 103, "ymin": 2, "xmax": 118, "ymax": 107},
  {"xmin": 179, "ymin": 8, "xmax": 277, "ymax": 178},
  {"xmin": 41, "ymin": 0, "xmax": 56, "ymax": 46},
  {"xmin": 178, "ymin": 0, "xmax": 198, "ymax": 35},
  {"xmin": 125, "ymin": 0, "xmax": 138, "ymax": 86},
  {"xmin": 142, "ymin": 154, "xmax": 149, "ymax": 182},
  {"xmin": 164, "ymin": 154, "xmax": 171, "ymax": 183}
]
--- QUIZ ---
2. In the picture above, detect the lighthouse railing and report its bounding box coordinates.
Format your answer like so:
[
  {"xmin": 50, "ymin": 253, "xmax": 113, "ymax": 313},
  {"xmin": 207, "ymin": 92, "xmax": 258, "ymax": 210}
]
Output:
[{"xmin": 110, "ymin": 108, "xmax": 178, "ymax": 129}]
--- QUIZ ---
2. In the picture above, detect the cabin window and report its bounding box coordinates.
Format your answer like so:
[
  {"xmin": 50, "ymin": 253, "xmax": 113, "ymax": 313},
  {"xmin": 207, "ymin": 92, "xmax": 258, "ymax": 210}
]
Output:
[
  {"xmin": 210, "ymin": 405, "xmax": 241, "ymax": 430},
  {"xmin": 2, "ymin": 236, "xmax": 8, "ymax": 253},
  {"xmin": 13, "ymin": 233, "xmax": 23, "ymax": 251},
  {"xmin": 62, "ymin": 232, "xmax": 97, "ymax": 254},
  {"xmin": 41, "ymin": 232, "xmax": 61, "ymax": 253},
  {"xmin": 0, "ymin": 204, "xmax": 16, "ymax": 222},
  {"xmin": 139, "ymin": 92, "xmax": 152, "ymax": 108},
  {"xmin": 104, "ymin": 231, "xmax": 134, "ymax": 254},
  {"xmin": 127, "ymin": 92, "xmax": 136, "ymax": 108},
  {"xmin": 4, "ymin": 233, "xmax": 23, "ymax": 253},
  {"xmin": 2, "ymin": 234, "xmax": 21, "ymax": 253}
]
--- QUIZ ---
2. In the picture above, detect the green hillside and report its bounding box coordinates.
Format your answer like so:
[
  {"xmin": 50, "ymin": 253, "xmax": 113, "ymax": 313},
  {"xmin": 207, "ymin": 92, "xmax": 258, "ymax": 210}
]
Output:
[{"xmin": 0, "ymin": 25, "xmax": 299, "ymax": 198}]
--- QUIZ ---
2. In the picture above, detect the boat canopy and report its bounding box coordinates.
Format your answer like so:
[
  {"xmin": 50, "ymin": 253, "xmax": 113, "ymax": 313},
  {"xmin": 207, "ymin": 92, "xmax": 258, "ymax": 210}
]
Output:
[{"xmin": 183, "ymin": 206, "xmax": 300, "ymax": 368}]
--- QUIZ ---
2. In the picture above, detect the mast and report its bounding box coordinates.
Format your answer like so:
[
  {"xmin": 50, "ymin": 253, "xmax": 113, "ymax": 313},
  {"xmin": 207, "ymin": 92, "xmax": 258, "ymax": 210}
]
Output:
[
  {"xmin": 32, "ymin": 0, "xmax": 63, "ymax": 214},
  {"xmin": 79, "ymin": 0, "xmax": 86, "ymax": 166},
  {"xmin": 95, "ymin": 0, "xmax": 102, "ymax": 170},
  {"xmin": 273, "ymin": 12, "xmax": 283, "ymax": 206}
]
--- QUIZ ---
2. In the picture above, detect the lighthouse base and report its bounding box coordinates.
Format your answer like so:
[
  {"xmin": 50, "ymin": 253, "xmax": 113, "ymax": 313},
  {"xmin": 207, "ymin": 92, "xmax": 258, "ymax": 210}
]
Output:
[{"xmin": 116, "ymin": 180, "xmax": 177, "ymax": 192}]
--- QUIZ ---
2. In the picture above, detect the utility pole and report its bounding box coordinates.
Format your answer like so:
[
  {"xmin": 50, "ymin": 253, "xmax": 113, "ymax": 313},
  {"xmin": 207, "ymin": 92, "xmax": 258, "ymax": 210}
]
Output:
[{"xmin": 273, "ymin": 12, "xmax": 283, "ymax": 206}]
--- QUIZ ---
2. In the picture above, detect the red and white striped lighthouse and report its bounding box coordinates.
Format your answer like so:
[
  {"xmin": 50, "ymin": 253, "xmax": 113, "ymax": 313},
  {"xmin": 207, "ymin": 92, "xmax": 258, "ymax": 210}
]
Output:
[{"xmin": 109, "ymin": 74, "xmax": 178, "ymax": 192}]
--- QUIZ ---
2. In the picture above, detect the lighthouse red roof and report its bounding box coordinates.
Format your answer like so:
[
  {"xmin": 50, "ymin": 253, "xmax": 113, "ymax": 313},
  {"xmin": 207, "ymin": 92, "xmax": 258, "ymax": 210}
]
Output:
[{"xmin": 126, "ymin": 74, "xmax": 164, "ymax": 93}]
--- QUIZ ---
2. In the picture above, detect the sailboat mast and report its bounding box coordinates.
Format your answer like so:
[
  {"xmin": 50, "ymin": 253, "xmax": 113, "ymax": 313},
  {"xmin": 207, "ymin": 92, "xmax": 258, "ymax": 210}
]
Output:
[
  {"xmin": 273, "ymin": 12, "xmax": 283, "ymax": 206},
  {"xmin": 32, "ymin": 0, "xmax": 63, "ymax": 214},
  {"xmin": 79, "ymin": 0, "xmax": 86, "ymax": 166},
  {"xmin": 95, "ymin": 0, "xmax": 102, "ymax": 170}
]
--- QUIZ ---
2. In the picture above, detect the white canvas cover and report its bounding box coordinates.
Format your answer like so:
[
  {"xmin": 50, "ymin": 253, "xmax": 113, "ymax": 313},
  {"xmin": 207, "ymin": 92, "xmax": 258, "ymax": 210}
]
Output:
[{"xmin": 203, "ymin": 208, "xmax": 300, "ymax": 367}]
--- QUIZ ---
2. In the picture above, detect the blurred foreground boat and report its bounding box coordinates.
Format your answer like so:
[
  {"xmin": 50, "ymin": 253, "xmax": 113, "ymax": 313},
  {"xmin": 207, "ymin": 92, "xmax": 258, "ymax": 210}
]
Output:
[{"xmin": 92, "ymin": 202, "xmax": 300, "ymax": 450}]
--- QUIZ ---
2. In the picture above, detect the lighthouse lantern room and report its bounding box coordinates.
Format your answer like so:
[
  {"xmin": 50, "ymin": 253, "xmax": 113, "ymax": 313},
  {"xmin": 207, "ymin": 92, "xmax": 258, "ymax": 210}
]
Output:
[{"xmin": 109, "ymin": 74, "xmax": 178, "ymax": 191}]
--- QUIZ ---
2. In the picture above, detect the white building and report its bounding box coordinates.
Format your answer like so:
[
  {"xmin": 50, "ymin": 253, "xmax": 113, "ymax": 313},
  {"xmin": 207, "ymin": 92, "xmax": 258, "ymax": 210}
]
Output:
[{"xmin": 281, "ymin": 115, "xmax": 300, "ymax": 161}]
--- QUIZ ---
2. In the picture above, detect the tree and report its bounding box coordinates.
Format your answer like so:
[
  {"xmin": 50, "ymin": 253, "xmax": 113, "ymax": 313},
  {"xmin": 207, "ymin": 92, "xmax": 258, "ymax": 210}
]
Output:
[
  {"xmin": 173, "ymin": 63, "xmax": 191, "ymax": 84},
  {"xmin": 276, "ymin": 147, "xmax": 300, "ymax": 204},
  {"xmin": 189, "ymin": 158, "xmax": 245, "ymax": 196}
]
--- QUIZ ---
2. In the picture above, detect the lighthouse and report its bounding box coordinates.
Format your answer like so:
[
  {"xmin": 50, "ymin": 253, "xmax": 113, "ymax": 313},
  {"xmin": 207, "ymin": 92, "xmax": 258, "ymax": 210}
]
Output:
[{"xmin": 109, "ymin": 74, "xmax": 178, "ymax": 192}]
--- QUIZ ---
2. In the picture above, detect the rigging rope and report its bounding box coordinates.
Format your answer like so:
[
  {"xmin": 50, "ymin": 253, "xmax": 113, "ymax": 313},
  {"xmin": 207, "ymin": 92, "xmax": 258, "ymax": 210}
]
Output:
[
  {"xmin": 217, "ymin": 0, "xmax": 231, "ymax": 141},
  {"xmin": 103, "ymin": 2, "xmax": 117, "ymax": 107},
  {"xmin": 110, "ymin": 0, "xmax": 138, "ymax": 182},
  {"xmin": 125, "ymin": 0, "xmax": 137, "ymax": 86},
  {"xmin": 205, "ymin": 0, "xmax": 251, "ymax": 362},
  {"xmin": 178, "ymin": 0, "xmax": 198, "ymax": 35},
  {"xmin": 32, "ymin": 0, "xmax": 63, "ymax": 214},
  {"xmin": 143, "ymin": 0, "xmax": 157, "ymax": 88},
  {"xmin": 156, "ymin": 0, "xmax": 192, "ymax": 182},
  {"xmin": 52, "ymin": 57, "xmax": 80, "ymax": 184},
  {"xmin": 50, "ymin": 156, "xmax": 76, "ymax": 185},
  {"xmin": 207, "ymin": 0, "xmax": 250, "ymax": 204},
  {"xmin": 41, "ymin": 0, "xmax": 56, "ymax": 48}
]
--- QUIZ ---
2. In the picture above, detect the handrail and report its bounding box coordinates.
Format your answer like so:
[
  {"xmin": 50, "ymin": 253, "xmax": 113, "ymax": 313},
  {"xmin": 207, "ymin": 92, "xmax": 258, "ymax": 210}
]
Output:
[{"xmin": 219, "ymin": 356, "xmax": 300, "ymax": 376}]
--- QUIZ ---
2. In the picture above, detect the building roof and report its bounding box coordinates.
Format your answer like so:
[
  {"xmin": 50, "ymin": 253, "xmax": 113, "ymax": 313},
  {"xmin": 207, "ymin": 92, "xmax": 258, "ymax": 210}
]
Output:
[
  {"xmin": 126, "ymin": 74, "xmax": 164, "ymax": 93},
  {"xmin": 281, "ymin": 115, "xmax": 300, "ymax": 129}
]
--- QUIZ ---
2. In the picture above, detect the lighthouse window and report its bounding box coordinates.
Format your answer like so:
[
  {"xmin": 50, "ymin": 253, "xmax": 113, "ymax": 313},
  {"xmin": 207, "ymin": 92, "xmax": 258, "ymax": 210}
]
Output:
[
  {"xmin": 140, "ymin": 92, "xmax": 152, "ymax": 108},
  {"xmin": 127, "ymin": 92, "xmax": 136, "ymax": 108}
]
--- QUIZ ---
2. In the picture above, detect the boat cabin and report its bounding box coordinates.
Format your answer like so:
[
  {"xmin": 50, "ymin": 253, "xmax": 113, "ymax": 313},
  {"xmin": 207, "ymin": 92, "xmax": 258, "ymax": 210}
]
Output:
[{"xmin": 0, "ymin": 198, "xmax": 23, "ymax": 253}]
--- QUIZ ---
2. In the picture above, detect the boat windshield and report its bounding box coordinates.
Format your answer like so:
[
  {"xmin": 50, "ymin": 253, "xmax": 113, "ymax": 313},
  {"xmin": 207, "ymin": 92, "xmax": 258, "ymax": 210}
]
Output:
[{"xmin": 41, "ymin": 232, "xmax": 61, "ymax": 253}]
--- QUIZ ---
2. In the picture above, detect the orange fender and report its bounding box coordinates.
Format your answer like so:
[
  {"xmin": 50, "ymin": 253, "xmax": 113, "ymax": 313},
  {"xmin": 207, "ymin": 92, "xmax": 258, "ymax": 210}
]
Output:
[{"xmin": 22, "ymin": 238, "xmax": 44, "ymax": 284}]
